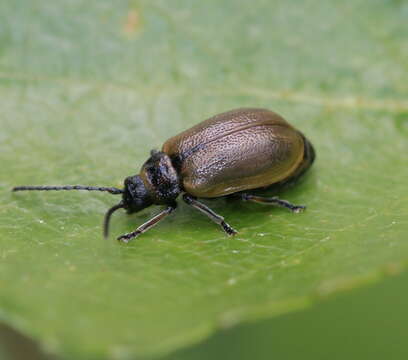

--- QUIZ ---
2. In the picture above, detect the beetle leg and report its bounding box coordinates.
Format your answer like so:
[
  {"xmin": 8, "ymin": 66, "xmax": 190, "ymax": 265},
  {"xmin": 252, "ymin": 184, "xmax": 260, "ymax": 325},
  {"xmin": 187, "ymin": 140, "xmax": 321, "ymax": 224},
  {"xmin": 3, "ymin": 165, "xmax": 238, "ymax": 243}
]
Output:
[
  {"xmin": 117, "ymin": 203, "xmax": 177, "ymax": 243},
  {"xmin": 240, "ymin": 194, "xmax": 306, "ymax": 213},
  {"xmin": 183, "ymin": 194, "xmax": 237, "ymax": 235}
]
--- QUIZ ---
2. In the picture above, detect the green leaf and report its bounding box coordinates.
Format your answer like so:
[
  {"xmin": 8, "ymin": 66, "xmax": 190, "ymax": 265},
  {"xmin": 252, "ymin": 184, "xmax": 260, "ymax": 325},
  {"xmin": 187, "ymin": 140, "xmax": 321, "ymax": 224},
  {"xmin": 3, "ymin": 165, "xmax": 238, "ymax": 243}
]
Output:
[{"xmin": 1, "ymin": 0, "xmax": 407, "ymax": 359}]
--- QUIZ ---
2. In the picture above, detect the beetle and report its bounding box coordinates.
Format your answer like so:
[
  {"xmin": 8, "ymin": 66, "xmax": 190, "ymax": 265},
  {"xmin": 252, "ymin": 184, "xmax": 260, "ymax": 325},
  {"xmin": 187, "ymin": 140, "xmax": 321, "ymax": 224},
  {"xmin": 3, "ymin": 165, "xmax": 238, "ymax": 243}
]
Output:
[{"xmin": 12, "ymin": 108, "xmax": 315, "ymax": 243}]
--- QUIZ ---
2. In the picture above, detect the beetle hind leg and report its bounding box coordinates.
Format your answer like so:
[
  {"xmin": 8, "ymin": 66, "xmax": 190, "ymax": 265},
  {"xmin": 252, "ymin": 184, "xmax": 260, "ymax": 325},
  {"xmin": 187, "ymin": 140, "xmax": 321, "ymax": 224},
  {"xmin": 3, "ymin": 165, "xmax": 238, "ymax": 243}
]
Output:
[
  {"xmin": 240, "ymin": 194, "xmax": 306, "ymax": 213},
  {"xmin": 183, "ymin": 194, "xmax": 237, "ymax": 235}
]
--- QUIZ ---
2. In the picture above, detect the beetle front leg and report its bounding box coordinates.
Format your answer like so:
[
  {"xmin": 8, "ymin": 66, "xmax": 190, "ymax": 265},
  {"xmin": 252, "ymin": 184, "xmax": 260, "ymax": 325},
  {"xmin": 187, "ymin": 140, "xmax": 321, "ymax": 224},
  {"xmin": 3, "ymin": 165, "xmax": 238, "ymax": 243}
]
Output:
[
  {"xmin": 240, "ymin": 194, "xmax": 306, "ymax": 213},
  {"xmin": 117, "ymin": 203, "xmax": 177, "ymax": 243},
  {"xmin": 183, "ymin": 194, "xmax": 237, "ymax": 235}
]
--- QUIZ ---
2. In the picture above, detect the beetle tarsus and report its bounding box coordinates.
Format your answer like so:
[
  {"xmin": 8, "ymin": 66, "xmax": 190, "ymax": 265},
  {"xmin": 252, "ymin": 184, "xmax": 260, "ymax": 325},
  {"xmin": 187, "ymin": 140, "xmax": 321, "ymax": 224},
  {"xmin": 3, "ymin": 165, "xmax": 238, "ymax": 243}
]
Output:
[
  {"xmin": 291, "ymin": 205, "xmax": 306, "ymax": 213},
  {"xmin": 241, "ymin": 194, "xmax": 306, "ymax": 213},
  {"xmin": 221, "ymin": 221, "xmax": 238, "ymax": 236},
  {"xmin": 117, "ymin": 231, "xmax": 142, "ymax": 243}
]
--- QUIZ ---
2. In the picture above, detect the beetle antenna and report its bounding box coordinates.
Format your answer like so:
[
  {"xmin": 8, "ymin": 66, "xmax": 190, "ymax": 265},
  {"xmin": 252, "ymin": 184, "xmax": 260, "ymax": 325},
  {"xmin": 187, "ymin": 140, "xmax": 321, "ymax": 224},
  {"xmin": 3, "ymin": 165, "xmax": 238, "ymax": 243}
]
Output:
[
  {"xmin": 103, "ymin": 201, "xmax": 125, "ymax": 238},
  {"xmin": 12, "ymin": 185, "xmax": 123, "ymax": 195}
]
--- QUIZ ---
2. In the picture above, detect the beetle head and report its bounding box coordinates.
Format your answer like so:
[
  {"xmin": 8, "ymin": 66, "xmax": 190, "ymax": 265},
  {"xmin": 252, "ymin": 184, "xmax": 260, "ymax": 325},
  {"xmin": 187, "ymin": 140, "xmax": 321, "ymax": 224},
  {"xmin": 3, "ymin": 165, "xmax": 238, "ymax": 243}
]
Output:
[
  {"xmin": 102, "ymin": 174, "xmax": 153, "ymax": 238},
  {"xmin": 122, "ymin": 175, "xmax": 153, "ymax": 213}
]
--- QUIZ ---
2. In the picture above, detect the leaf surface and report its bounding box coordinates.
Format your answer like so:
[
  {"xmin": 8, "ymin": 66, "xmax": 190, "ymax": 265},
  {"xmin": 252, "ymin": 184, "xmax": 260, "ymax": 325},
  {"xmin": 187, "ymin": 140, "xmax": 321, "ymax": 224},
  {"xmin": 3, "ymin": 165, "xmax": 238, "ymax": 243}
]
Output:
[{"xmin": 1, "ymin": 0, "xmax": 407, "ymax": 359}]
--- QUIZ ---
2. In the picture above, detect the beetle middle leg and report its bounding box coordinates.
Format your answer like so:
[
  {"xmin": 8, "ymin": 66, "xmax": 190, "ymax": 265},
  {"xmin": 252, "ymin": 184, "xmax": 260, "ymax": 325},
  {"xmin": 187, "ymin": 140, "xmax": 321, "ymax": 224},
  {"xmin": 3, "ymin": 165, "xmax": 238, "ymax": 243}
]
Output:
[
  {"xmin": 240, "ymin": 193, "xmax": 306, "ymax": 213},
  {"xmin": 117, "ymin": 203, "xmax": 177, "ymax": 243},
  {"xmin": 183, "ymin": 194, "xmax": 237, "ymax": 235}
]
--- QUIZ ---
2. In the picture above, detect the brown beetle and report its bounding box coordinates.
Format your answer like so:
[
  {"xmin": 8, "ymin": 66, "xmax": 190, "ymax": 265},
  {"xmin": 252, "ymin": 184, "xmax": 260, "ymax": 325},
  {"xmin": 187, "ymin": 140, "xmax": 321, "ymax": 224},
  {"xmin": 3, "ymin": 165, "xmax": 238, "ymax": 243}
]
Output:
[{"xmin": 13, "ymin": 108, "xmax": 315, "ymax": 242}]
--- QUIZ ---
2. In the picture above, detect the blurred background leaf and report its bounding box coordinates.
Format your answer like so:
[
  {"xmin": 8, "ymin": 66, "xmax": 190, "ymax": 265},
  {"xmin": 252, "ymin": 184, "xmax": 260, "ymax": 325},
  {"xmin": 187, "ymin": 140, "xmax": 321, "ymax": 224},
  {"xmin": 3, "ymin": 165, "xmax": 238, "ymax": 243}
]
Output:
[
  {"xmin": 165, "ymin": 270, "xmax": 408, "ymax": 360},
  {"xmin": 0, "ymin": 0, "xmax": 407, "ymax": 359}
]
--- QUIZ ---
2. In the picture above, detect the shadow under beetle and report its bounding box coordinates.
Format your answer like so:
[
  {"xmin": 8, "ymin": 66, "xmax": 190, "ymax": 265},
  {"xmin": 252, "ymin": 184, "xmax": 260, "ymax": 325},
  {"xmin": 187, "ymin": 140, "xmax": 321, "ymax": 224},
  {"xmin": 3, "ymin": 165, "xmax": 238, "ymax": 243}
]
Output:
[{"xmin": 12, "ymin": 108, "xmax": 315, "ymax": 243}]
